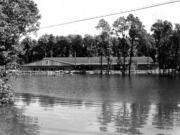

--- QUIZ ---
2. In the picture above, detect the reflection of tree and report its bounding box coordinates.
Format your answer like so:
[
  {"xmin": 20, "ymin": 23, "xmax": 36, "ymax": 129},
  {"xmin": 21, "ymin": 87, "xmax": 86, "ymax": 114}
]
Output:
[
  {"xmin": 17, "ymin": 93, "xmax": 33, "ymax": 106},
  {"xmin": 152, "ymin": 103, "xmax": 180, "ymax": 129},
  {"xmin": 38, "ymin": 96, "xmax": 56, "ymax": 108},
  {"xmin": 128, "ymin": 103, "xmax": 149, "ymax": 134},
  {"xmin": 0, "ymin": 105, "xmax": 39, "ymax": 135},
  {"xmin": 114, "ymin": 103, "xmax": 131, "ymax": 133},
  {"xmin": 38, "ymin": 96, "xmax": 83, "ymax": 108},
  {"xmin": 152, "ymin": 78, "xmax": 180, "ymax": 130},
  {"xmin": 115, "ymin": 103, "xmax": 150, "ymax": 134},
  {"xmin": 17, "ymin": 93, "xmax": 84, "ymax": 109},
  {"xmin": 98, "ymin": 103, "xmax": 114, "ymax": 132},
  {"xmin": 98, "ymin": 102, "xmax": 150, "ymax": 134}
]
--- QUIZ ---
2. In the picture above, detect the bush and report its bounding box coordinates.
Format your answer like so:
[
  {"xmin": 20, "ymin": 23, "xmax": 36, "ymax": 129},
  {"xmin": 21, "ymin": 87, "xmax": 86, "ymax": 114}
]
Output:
[{"xmin": 0, "ymin": 70, "xmax": 15, "ymax": 105}]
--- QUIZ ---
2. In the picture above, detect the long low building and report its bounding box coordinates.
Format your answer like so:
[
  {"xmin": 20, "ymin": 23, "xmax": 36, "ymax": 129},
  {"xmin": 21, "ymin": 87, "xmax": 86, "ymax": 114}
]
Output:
[{"xmin": 22, "ymin": 57, "xmax": 155, "ymax": 71}]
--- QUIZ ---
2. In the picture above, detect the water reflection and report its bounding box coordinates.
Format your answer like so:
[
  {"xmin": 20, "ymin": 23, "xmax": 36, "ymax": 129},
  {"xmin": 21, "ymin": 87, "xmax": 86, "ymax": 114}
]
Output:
[
  {"xmin": 0, "ymin": 104, "xmax": 39, "ymax": 135},
  {"xmin": 0, "ymin": 93, "xmax": 177, "ymax": 135},
  {"xmin": 97, "ymin": 102, "xmax": 150, "ymax": 134},
  {"xmin": 153, "ymin": 103, "xmax": 180, "ymax": 129},
  {"xmin": 7, "ymin": 75, "xmax": 180, "ymax": 135}
]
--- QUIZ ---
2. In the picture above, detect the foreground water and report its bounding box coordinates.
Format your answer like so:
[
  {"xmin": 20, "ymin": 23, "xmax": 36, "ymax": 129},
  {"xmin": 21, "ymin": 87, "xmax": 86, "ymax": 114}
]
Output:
[{"xmin": 1, "ymin": 75, "xmax": 180, "ymax": 135}]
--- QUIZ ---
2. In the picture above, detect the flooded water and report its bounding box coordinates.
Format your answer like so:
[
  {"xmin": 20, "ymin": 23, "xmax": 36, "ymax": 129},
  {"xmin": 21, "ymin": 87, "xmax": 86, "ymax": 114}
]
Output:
[{"xmin": 2, "ymin": 75, "xmax": 180, "ymax": 135}]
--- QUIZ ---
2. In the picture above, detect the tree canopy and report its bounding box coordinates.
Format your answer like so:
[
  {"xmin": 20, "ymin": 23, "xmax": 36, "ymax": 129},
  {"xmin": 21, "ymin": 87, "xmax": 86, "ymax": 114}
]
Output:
[{"xmin": 0, "ymin": 0, "xmax": 41, "ymax": 65}]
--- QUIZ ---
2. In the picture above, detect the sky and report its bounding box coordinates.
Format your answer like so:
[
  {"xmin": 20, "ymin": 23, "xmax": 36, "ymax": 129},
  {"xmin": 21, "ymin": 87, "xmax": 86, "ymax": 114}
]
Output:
[{"xmin": 31, "ymin": 0, "xmax": 180, "ymax": 38}]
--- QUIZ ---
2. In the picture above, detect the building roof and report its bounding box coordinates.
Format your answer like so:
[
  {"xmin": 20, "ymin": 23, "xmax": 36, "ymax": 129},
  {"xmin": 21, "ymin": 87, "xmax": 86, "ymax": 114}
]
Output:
[
  {"xmin": 44, "ymin": 57, "xmax": 112, "ymax": 65},
  {"xmin": 45, "ymin": 56, "xmax": 153, "ymax": 64},
  {"xmin": 23, "ymin": 56, "xmax": 153, "ymax": 67}
]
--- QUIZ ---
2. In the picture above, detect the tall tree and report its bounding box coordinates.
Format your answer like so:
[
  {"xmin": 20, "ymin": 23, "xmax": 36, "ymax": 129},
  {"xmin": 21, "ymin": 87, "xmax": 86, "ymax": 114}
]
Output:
[
  {"xmin": 48, "ymin": 34, "xmax": 56, "ymax": 57},
  {"xmin": 96, "ymin": 19, "xmax": 112, "ymax": 74},
  {"xmin": 0, "ymin": 0, "xmax": 40, "ymax": 104},
  {"xmin": 38, "ymin": 34, "xmax": 50, "ymax": 58},
  {"xmin": 173, "ymin": 24, "xmax": 180, "ymax": 71},
  {"xmin": 112, "ymin": 16, "xmax": 129, "ymax": 76},
  {"xmin": 151, "ymin": 20, "xmax": 173, "ymax": 73},
  {"xmin": 67, "ymin": 34, "xmax": 84, "ymax": 57},
  {"xmin": 83, "ymin": 34, "xmax": 96, "ymax": 57},
  {"xmin": 126, "ymin": 14, "xmax": 146, "ymax": 76},
  {"xmin": 55, "ymin": 36, "xmax": 71, "ymax": 57},
  {"xmin": 20, "ymin": 37, "xmax": 37, "ymax": 64},
  {"xmin": 0, "ymin": 0, "xmax": 41, "ymax": 65},
  {"xmin": 168, "ymin": 24, "xmax": 180, "ymax": 71}
]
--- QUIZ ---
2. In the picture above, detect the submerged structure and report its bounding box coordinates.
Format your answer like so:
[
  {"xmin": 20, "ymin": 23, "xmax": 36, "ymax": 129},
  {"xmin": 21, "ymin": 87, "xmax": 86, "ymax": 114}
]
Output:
[{"xmin": 22, "ymin": 57, "xmax": 155, "ymax": 72}]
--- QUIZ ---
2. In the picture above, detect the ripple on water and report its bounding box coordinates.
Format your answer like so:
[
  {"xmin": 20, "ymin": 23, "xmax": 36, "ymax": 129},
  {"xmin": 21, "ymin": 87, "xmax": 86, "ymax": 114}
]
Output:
[{"xmin": 5, "ymin": 75, "xmax": 180, "ymax": 135}]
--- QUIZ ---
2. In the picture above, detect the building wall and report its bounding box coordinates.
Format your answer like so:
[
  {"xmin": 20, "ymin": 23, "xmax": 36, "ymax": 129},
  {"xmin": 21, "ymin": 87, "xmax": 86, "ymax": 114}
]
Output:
[
  {"xmin": 22, "ymin": 57, "xmax": 155, "ymax": 71},
  {"xmin": 22, "ymin": 66, "xmax": 74, "ymax": 71}
]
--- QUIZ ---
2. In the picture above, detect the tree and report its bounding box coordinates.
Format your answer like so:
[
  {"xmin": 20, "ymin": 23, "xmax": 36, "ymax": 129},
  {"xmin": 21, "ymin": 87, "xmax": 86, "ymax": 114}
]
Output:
[
  {"xmin": 151, "ymin": 20, "xmax": 173, "ymax": 74},
  {"xmin": 55, "ymin": 36, "xmax": 71, "ymax": 57},
  {"xmin": 48, "ymin": 34, "xmax": 57, "ymax": 57},
  {"xmin": 112, "ymin": 16, "xmax": 129, "ymax": 76},
  {"xmin": 38, "ymin": 34, "xmax": 50, "ymax": 58},
  {"xmin": 96, "ymin": 19, "xmax": 112, "ymax": 74},
  {"xmin": 137, "ymin": 33, "xmax": 156, "ymax": 62},
  {"xmin": 168, "ymin": 24, "xmax": 180, "ymax": 72},
  {"xmin": 83, "ymin": 34, "xmax": 96, "ymax": 57},
  {"xmin": 110, "ymin": 36, "xmax": 119, "ymax": 57},
  {"xmin": 37, "ymin": 34, "xmax": 57, "ymax": 58},
  {"xmin": 0, "ymin": 0, "xmax": 41, "ymax": 65},
  {"xmin": 126, "ymin": 14, "xmax": 146, "ymax": 76},
  {"xmin": 0, "ymin": 0, "xmax": 41, "ymax": 104},
  {"xmin": 173, "ymin": 24, "xmax": 180, "ymax": 71},
  {"xmin": 20, "ymin": 37, "xmax": 37, "ymax": 64},
  {"xmin": 67, "ymin": 34, "xmax": 84, "ymax": 57}
]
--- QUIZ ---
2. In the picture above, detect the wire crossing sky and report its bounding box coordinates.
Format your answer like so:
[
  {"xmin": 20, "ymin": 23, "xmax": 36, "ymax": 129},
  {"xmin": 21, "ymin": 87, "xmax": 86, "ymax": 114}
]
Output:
[
  {"xmin": 40, "ymin": 0, "xmax": 180, "ymax": 29},
  {"xmin": 33, "ymin": 0, "xmax": 180, "ymax": 37}
]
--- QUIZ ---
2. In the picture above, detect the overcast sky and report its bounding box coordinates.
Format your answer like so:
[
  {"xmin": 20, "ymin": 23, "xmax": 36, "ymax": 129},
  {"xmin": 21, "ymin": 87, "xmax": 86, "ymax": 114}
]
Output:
[{"xmin": 32, "ymin": 0, "xmax": 180, "ymax": 38}]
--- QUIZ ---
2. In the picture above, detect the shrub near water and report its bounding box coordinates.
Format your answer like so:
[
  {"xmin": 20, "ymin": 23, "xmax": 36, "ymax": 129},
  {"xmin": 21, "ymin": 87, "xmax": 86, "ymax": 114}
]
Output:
[{"xmin": 0, "ymin": 72, "xmax": 15, "ymax": 105}]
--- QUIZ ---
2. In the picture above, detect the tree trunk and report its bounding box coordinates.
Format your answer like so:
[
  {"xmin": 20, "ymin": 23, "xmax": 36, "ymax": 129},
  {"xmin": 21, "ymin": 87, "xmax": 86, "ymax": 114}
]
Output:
[
  {"xmin": 100, "ymin": 47, "xmax": 103, "ymax": 75},
  {"xmin": 123, "ymin": 54, "xmax": 126, "ymax": 76},
  {"xmin": 129, "ymin": 38, "xmax": 134, "ymax": 77},
  {"xmin": 107, "ymin": 57, "xmax": 110, "ymax": 75},
  {"xmin": 100, "ymin": 54, "xmax": 103, "ymax": 75},
  {"xmin": 174, "ymin": 41, "xmax": 180, "ymax": 74},
  {"xmin": 106, "ymin": 45, "xmax": 111, "ymax": 75},
  {"xmin": 122, "ymin": 38, "xmax": 126, "ymax": 77},
  {"xmin": 156, "ymin": 39, "xmax": 161, "ymax": 76}
]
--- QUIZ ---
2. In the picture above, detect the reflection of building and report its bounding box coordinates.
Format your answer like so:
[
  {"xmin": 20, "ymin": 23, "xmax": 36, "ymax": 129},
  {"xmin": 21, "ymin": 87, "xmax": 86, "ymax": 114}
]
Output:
[
  {"xmin": 0, "ymin": 66, "xmax": 5, "ymax": 70},
  {"xmin": 22, "ymin": 57, "xmax": 155, "ymax": 71}
]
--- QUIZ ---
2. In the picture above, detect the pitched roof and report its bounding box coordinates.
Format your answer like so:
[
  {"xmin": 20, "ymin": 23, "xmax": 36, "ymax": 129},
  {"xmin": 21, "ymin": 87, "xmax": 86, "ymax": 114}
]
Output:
[
  {"xmin": 44, "ymin": 57, "xmax": 111, "ymax": 65},
  {"xmin": 23, "ymin": 56, "xmax": 153, "ymax": 67},
  {"xmin": 23, "ymin": 59, "xmax": 73, "ymax": 66},
  {"xmin": 44, "ymin": 57, "xmax": 153, "ymax": 64}
]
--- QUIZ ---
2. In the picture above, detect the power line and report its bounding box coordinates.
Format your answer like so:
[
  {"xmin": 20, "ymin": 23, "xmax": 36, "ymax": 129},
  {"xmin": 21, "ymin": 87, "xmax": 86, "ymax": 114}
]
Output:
[{"xmin": 40, "ymin": 0, "xmax": 180, "ymax": 30}]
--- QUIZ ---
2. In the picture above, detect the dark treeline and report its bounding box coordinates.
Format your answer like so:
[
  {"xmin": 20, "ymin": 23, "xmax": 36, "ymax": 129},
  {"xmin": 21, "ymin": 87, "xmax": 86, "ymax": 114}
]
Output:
[{"xmin": 1, "ymin": 14, "xmax": 180, "ymax": 75}]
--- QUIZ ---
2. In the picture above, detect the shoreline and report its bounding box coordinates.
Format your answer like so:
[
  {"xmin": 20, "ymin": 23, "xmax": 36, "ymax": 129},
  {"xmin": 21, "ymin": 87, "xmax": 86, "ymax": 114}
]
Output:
[{"xmin": 8, "ymin": 69, "xmax": 180, "ymax": 76}]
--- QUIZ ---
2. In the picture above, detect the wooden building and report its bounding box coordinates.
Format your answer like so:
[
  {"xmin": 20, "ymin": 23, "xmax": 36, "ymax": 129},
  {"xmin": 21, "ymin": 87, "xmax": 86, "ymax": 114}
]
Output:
[{"xmin": 22, "ymin": 57, "xmax": 154, "ymax": 71}]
